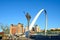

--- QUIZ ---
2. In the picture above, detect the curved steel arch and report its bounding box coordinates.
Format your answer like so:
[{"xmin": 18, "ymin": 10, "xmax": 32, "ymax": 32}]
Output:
[{"xmin": 29, "ymin": 9, "xmax": 48, "ymax": 35}]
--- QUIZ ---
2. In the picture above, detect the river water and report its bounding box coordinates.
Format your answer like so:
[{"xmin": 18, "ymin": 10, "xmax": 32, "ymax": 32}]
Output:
[{"xmin": 30, "ymin": 35, "xmax": 60, "ymax": 40}]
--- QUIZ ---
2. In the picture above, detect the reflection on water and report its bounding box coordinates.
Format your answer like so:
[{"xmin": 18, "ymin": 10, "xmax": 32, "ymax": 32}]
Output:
[
  {"xmin": 29, "ymin": 32, "xmax": 60, "ymax": 40},
  {"xmin": 30, "ymin": 35, "xmax": 60, "ymax": 40}
]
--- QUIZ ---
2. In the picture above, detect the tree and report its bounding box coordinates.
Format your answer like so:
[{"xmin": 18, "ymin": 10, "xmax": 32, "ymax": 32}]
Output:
[{"xmin": 0, "ymin": 25, "xmax": 10, "ymax": 34}]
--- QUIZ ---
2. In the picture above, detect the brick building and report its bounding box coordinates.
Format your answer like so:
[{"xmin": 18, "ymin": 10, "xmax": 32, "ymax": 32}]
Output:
[{"xmin": 10, "ymin": 23, "xmax": 25, "ymax": 35}]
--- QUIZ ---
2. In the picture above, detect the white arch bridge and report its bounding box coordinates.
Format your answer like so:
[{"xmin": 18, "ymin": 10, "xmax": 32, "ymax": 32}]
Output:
[{"xmin": 29, "ymin": 9, "xmax": 48, "ymax": 35}]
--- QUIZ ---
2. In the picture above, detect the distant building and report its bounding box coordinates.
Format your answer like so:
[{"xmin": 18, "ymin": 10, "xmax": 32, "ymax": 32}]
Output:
[
  {"xmin": 36, "ymin": 26, "xmax": 40, "ymax": 32},
  {"xmin": 31, "ymin": 25, "xmax": 40, "ymax": 33},
  {"xmin": 50, "ymin": 28, "xmax": 60, "ymax": 31},
  {"xmin": 25, "ymin": 26, "xmax": 29, "ymax": 31},
  {"xmin": 35, "ymin": 25, "xmax": 40, "ymax": 32},
  {"xmin": 10, "ymin": 24, "xmax": 17, "ymax": 35},
  {"xmin": 10, "ymin": 23, "xmax": 25, "ymax": 35}
]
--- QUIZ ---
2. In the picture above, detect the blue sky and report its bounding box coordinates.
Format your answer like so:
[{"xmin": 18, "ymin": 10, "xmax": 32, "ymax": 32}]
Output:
[{"xmin": 0, "ymin": 0, "xmax": 60, "ymax": 31}]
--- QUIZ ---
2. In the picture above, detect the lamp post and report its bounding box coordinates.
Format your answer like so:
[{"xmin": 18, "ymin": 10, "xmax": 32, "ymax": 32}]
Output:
[
  {"xmin": 25, "ymin": 12, "xmax": 31, "ymax": 30},
  {"xmin": 25, "ymin": 12, "xmax": 31, "ymax": 39}
]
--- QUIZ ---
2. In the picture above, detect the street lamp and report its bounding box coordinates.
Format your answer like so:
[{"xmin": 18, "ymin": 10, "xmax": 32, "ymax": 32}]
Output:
[
  {"xmin": 25, "ymin": 12, "xmax": 31, "ymax": 30},
  {"xmin": 25, "ymin": 12, "xmax": 31, "ymax": 39}
]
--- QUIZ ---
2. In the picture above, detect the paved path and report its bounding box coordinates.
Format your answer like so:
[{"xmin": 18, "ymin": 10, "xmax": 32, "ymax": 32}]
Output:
[
  {"xmin": 7, "ymin": 37, "xmax": 34, "ymax": 40},
  {"xmin": 16, "ymin": 37, "xmax": 33, "ymax": 40}
]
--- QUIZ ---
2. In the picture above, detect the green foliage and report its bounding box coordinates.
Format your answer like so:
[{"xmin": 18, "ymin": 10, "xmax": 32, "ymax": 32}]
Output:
[{"xmin": 0, "ymin": 35, "xmax": 2, "ymax": 37}]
